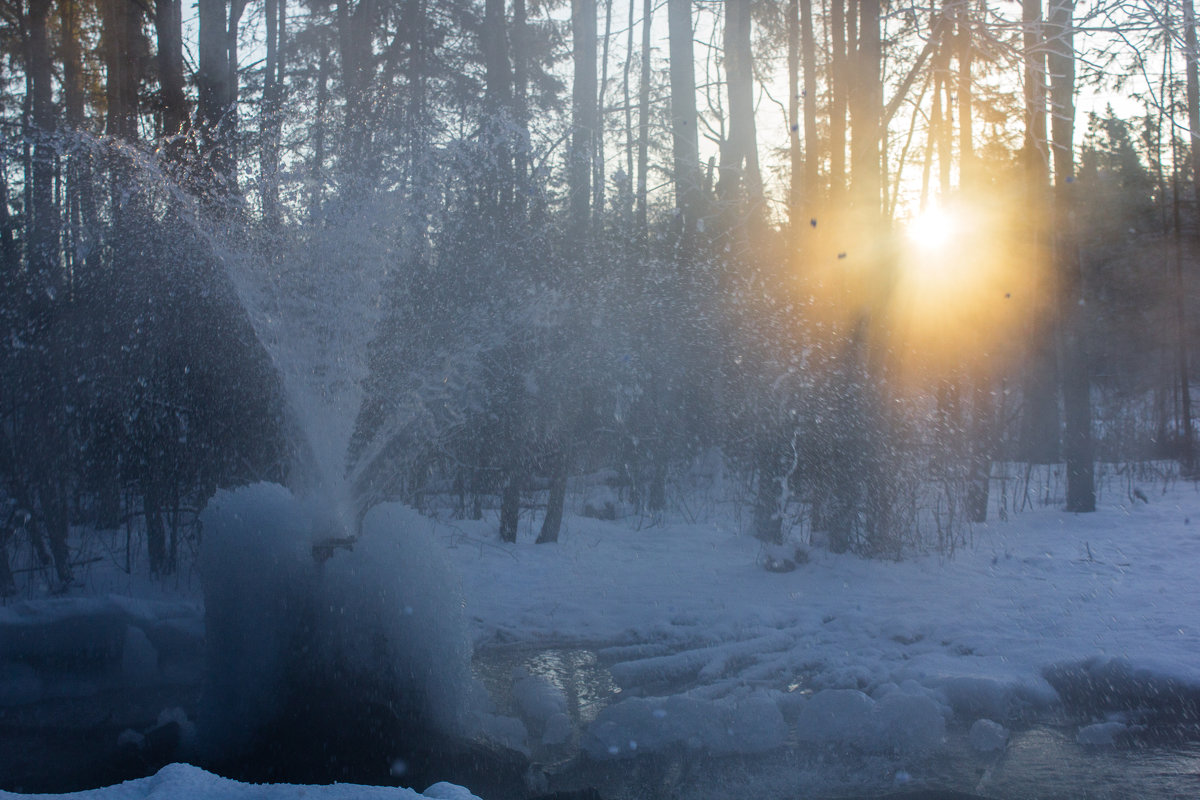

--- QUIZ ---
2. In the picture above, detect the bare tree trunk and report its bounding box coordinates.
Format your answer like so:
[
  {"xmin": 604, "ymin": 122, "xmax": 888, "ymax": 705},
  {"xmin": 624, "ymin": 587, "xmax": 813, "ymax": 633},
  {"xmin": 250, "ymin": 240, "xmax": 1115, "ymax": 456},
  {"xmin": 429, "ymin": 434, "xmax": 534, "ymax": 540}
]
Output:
[
  {"xmin": 1047, "ymin": 0, "xmax": 1093, "ymax": 513},
  {"xmin": 260, "ymin": 0, "xmax": 284, "ymax": 226},
  {"xmin": 800, "ymin": 0, "xmax": 819, "ymax": 205},
  {"xmin": 788, "ymin": 0, "xmax": 802, "ymax": 218},
  {"xmin": 513, "ymin": 0, "xmax": 531, "ymax": 204},
  {"xmin": 338, "ymin": 0, "xmax": 378, "ymax": 174},
  {"xmin": 536, "ymin": 454, "xmax": 568, "ymax": 544},
  {"xmin": 482, "ymin": 0, "xmax": 513, "ymax": 216},
  {"xmin": 636, "ymin": 0, "xmax": 652, "ymax": 236},
  {"xmin": 1179, "ymin": 0, "xmax": 1200, "ymax": 470},
  {"xmin": 594, "ymin": 0, "xmax": 612, "ymax": 221},
  {"xmin": 830, "ymin": 0, "xmax": 847, "ymax": 201},
  {"xmin": 957, "ymin": 0, "xmax": 973, "ymax": 183},
  {"xmin": 310, "ymin": 34, "xmax": 330, "ymax": 219},
  {"xmin": 622, "ymin": 0, "xmax": 635, "ymax": 224},
  {"xmin": 1185, "ymin": 0, "xmax": 1200, "ymax": 231},
  {"xmin": 570, "ymin": 0, "xmax": 597, "ymax": 233},
  {"xmin": 499, "ymin": 471, "xmax": 520, "ymax": 543},
  {"xmin": 849, "ymin": 0, "xmax": 881, "ymax": 215},
  {"xmin": 667, "ymin": 0, "xmax": 702, "ymax": 236},
  {"xmin": 155, "ymin": 0, "xmax": 189, "ymax": 147},
  {"xmin": 198, "ymin": 0, "xmax": 235, "ymax": 190},
  {"xmin": 1173, "ymin": 169, "xmax": 1195, "ymax": 472},
  {"xmin": 717, "ymin": 0, "xmax": 762, "ymax": 219},
  {"xmin": 1018, "ymin": 0, "xmax": 1059, "ymax": 463}
]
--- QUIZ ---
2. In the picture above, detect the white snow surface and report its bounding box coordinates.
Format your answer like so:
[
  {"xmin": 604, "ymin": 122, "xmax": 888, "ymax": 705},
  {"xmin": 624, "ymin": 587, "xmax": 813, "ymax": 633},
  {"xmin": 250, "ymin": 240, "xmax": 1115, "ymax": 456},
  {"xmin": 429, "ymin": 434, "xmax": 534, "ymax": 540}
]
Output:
[
  {"xmin": 441, "ymin": 478, "xmax": 1200, "ymax": 750},
  {"xmin": 0, "ymin": 763, "xmax": 481, "ymax": 800}
]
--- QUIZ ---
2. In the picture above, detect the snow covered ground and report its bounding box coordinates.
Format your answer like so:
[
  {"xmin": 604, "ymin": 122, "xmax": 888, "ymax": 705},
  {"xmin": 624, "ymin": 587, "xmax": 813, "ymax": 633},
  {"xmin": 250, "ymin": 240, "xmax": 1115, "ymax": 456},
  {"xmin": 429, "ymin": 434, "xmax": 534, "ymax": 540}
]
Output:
[
  {"xmin": 0, "ymin": 763, "xmax": 482, "ymax": 800},
  {"xmin": 447, "ymin": 473, "xmax": 1200, "ymax": 721},
  {"xmin": 4, "ymin": 468, "xmax": 1200, "ymax": 797}
]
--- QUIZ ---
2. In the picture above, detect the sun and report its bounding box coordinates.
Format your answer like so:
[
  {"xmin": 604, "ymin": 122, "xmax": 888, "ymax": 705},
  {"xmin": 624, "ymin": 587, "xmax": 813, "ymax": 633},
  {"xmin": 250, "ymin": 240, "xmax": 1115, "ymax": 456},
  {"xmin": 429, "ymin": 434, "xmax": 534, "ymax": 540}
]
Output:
[{"xmin": 905, "ymin": 205, "xmax": 956, "ymax": 253}]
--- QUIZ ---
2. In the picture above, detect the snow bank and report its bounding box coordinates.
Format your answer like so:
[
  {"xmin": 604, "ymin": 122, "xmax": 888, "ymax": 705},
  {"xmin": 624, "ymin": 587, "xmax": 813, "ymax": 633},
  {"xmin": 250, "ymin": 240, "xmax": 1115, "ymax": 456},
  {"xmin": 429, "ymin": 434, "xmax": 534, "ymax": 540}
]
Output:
[
  {"xmin": 0, "ymin": 594, "xmax": 203, "ymax": 707},
  {"xmin": 0, "ymin": 762, "xmax": 481, "ymax": 800}
]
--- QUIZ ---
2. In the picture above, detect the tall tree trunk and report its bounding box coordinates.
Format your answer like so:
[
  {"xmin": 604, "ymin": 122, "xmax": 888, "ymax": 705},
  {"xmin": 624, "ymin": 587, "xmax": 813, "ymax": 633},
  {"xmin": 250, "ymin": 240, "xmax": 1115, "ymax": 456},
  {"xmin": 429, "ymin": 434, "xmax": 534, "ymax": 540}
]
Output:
[
  {"xmin": 957, "ymin": 0, "xmax": 973, "ymax": 184},
  {"xmin": 1185, "ymin": 0, "xmax": 1200, "ymax": 231},
  {"xmin": 482, "ymin": 0, "xmax": 513, "ymax": 216},
  {"xmin": 830, "ymin": 0, "xmax": 847, "ymax": 201},
  {"xmin": 717, "ymin": 0, "xmax": 762, "ymax": 220},
  {"xmin": 1047, "ymin": 0, "xmax": 1093, "ymax": 512},
  {"xmin": 513, "ymin": 0, "xmax": 531, "ymax": 204},
  {"xmin": 849, "ymin": 0, "xmax": 881, "ymax": 216},
  {"xmin": 155, "ymin": 0, "xmax": 189, "ymax": 147},
  {"xmin": 1018, "ymin": 0, "xmax": 1059, "ymax": 463},
  {"xmin": 570, "ymin": 0, "xmax": 597, "ymax": 233},
  {"xmin": 1173, "ymin": 167, "xmax": 1195, "ymax": 472},
  {"xmin": 594, "ymin": 0, "xmax": 612, "ymax": 221},
  {"xmin": 101, "ymin": 0, "xmax": 142, "ymax": 141},
  {"xmin": 621, "ymin": 0, "xmax": 635, "ymax": 224},
  {"xmin": 27, "ymin": 0, "xmax": 71, "ymax": 586},
  {"xmin": 61, "ymin": 0, "xmax": 94, "ymax": 278},
  {"xmin": 957, "ymin": 0, "xmax": 989, "ymax": 520},
  {"xmin": 499, "ymin": 470, "xmax": 520, "ymax": 543},
  {"xmin": 198, "ymin": 0, "xmax": 235, "ymax": 190},
  {"xmin": 636, "ymin": 0, "xmax": 652, "ymax": 236},
  {"xmin": 260, "ymin": 0, "xmax": 284, "ymax": 226},
  {"xmin": 800, "ymin": 0, "xmax": 819, "ymax": 205},
  {"xmin": 1180, "ymin": 0, "xmax": 1200, "ymax": 472},
  {"xmin": 338, "ymin": 0, "xmax": 377, "ymax": 174},
  {"xmin": 788, "ymin": 0, "xmax": 802, "ymax": 218},
  {"xmin": 310, "ymin": 33, "xmax": 330, "ymax": 219},
  {"xmin": 667, "ymin": 0, "xmax": 702, "ymax": 237},
  {"xmin": 536, "ymin": 454, "xmax": 568, "ymax": 544}
]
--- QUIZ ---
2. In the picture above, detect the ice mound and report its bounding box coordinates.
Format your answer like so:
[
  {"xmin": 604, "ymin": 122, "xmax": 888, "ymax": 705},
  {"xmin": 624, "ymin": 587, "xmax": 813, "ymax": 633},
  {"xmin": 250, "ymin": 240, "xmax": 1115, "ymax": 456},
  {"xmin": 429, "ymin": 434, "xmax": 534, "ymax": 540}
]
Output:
[{"xmin": 197, "ymin": 483, "xmax": 474, "ymax": 762}]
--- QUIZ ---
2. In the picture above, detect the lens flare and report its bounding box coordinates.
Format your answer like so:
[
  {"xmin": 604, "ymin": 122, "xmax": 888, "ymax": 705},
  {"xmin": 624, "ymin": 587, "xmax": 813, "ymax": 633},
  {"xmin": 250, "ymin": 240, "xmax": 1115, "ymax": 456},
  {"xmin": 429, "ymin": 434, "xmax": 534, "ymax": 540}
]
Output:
[{"xmin": 905, "ymin": 205, "xmax": 955, "ymax": 252}]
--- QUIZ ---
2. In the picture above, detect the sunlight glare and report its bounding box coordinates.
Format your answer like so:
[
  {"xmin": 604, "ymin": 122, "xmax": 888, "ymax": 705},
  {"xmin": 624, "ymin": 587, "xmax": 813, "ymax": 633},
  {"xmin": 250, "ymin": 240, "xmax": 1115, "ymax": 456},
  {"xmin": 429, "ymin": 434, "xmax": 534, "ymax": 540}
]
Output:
[{"xmin": 905, "ymin": 205, "xmax": 955, "ymax": 252}]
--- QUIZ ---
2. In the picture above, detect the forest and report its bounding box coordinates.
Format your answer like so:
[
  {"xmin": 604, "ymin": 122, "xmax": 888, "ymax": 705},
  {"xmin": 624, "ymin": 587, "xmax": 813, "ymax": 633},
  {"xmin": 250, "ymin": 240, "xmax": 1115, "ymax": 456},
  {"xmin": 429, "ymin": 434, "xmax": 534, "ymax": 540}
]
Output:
[{"xmin": 0, "ymin": 0, "xmax": 1196, "ymax": 591}]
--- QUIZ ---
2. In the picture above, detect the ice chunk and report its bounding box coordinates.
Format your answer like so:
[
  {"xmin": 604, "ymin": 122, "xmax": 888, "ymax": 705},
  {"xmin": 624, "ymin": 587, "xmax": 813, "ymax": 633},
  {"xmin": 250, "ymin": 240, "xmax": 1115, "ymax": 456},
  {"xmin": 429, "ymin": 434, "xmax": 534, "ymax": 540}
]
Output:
[
  {"xmin": 1077, "ymin": 721, "xmax": 1127, "ymax": 746},
  {"xmin": 795, "ymin": 689, "xmax": 876, "ymax": 745},
  {"xmin": 541, "ymin": 712, "xmax": 573, "ymax": 746},
  {"xmin": 969, "ymin": 718, "xmax": 1009, "ymax": 752},
  {"xmin": 512, "ymin": 667, "xmax": 568, "ymax": 730},
  {"xmin": 875, "ymin": 691, "xmax": 946, "ymax": 753}
]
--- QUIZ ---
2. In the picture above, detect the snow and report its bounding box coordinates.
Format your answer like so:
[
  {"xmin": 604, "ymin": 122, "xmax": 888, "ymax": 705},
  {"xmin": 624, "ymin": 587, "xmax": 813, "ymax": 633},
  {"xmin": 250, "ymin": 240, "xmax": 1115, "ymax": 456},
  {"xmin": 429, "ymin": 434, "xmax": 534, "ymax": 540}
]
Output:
[
  {"xmin": 6, "ymin": 473, "xmax": 1200, "ymax": 796},
  {"xmin": 441, "ymin": 475, "xmax": 1200, "ymax": 758},
  {"xmin": 0, "ymin": 763, "xmax": 482, "ymax": 800}
]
